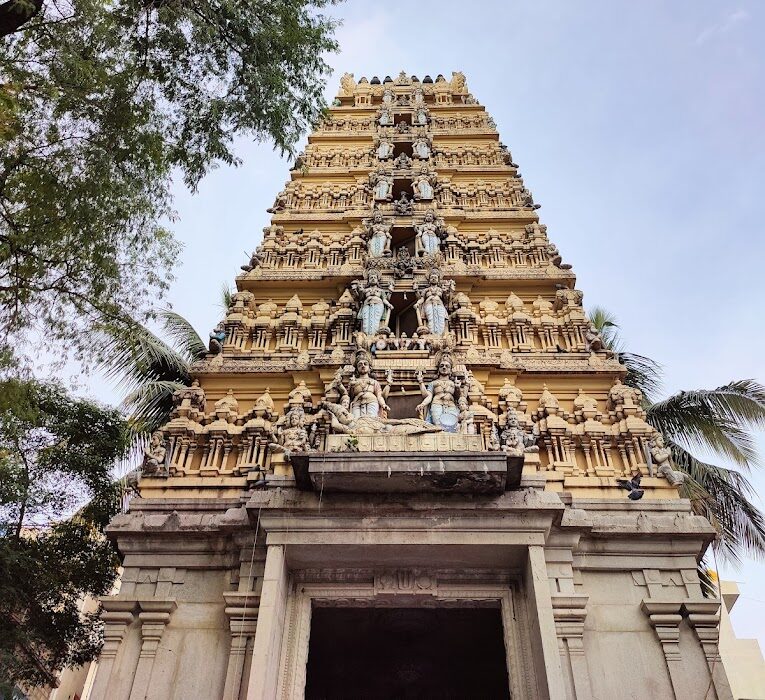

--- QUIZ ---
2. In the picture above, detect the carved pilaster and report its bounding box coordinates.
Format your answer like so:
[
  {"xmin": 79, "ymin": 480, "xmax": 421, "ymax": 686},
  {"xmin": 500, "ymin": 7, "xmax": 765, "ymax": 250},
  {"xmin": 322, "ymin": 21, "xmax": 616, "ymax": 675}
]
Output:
[
  {"xmin": 89, "ymin": 599, "xmax": 137, "ymax": 700},
  {"xmin": 551, "ymin": 594, "xmax": 592, "ymax": 700},
  {"xmin": 222, "ymin": 592, "xmax": 260, "ymax": 700},
  {"xmin": 641, "ymin": 600, "xmax": 685, "ymax": 700},
  {"xmin": 683, "ymin": 601, "xmax": 734, "ymax": 700},
  {"xmin": 128, "ymin": 600, "xmax": 177, "ymax": 700}
]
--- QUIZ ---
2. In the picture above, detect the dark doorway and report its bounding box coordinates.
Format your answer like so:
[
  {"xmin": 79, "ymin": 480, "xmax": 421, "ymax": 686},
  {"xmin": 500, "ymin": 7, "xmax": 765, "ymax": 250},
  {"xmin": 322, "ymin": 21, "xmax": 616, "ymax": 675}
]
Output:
[{"xmin": 305, "ymin": 607, "xmax": 511, "ymax": 699}]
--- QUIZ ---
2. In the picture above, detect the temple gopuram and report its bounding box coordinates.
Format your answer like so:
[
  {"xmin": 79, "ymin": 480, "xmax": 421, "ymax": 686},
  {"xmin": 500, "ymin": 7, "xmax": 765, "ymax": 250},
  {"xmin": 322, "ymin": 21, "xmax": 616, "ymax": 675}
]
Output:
[{"xmin": 94, "ymin": 72, "xmax": 734, "ymax": 699}]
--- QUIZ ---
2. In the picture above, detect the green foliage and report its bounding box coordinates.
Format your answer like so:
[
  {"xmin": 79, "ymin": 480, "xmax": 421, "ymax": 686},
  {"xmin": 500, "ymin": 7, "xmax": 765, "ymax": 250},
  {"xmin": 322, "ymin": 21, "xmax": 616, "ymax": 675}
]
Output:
[
  {"xmin": 97, "ymin": 310, "xmax": 206, "ymax": 436},
  {"xmin": 589, "ymin": 307, "xmax": 765, "ymax": 565},
  {"xmin": 0, "ymin": 0, "xmax": 339, "ymax": 358},
  {"xmin": 0, "ymin": 378, "xmax": 130, "ymax": 689}
]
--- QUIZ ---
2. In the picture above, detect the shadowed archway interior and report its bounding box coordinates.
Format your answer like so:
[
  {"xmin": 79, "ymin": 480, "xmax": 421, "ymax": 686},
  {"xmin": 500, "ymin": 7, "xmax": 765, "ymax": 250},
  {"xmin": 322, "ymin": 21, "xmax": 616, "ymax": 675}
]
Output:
[{"xmin": 305, "ymin": 606, "xmax": 511, "ymax": 699}]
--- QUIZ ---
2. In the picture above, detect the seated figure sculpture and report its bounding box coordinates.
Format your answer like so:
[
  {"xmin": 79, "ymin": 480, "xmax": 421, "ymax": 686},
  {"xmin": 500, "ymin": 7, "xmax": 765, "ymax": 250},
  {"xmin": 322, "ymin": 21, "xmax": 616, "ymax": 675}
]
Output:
[
  {"xmin": 347, "ymin": 350, "xmax": 391, "ymax": 418},
  {"xmin": 649, "ymin": 434, "xmax": 686, "ymax": 486},
  {"xmin": 142, "ymin": 431, "xmax": 168, "ymax": 476},
  {"xmin": 268, "ymin": 406, "xmax": 312, "ymax": 461}
]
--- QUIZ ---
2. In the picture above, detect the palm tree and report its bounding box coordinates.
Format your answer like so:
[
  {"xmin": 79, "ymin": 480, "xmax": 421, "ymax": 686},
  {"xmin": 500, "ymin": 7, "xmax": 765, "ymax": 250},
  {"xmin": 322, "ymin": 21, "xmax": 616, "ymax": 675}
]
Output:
[{"xmin": 590, "ymin": 307, "xmax": 765, "ymax": 567}]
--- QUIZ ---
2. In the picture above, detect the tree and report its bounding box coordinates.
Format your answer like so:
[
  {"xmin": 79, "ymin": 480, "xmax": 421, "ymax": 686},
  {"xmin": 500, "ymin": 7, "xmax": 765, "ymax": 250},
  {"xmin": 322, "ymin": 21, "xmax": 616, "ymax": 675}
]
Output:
[
  {"xmin": 0, "ymin": 0, "xmax": 339, "ymax": 358},
  {"xmin": 589, "ymin": 307, "xmax": 765, "ymax": 565},
  {"xmin": 99, "ymin": 309, "xmax": 208, "ymax": 438},
  {"xmin": 0, "ymin": 377, "xmax": 130, "ymax": 690}
]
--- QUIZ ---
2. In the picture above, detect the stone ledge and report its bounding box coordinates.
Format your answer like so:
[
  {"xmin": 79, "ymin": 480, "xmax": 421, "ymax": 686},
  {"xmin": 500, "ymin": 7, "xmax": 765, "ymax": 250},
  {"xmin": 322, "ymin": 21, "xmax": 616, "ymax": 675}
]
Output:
[{"xmin": 290, "ymin": 451, "xmax": 521, "ymax": 494}]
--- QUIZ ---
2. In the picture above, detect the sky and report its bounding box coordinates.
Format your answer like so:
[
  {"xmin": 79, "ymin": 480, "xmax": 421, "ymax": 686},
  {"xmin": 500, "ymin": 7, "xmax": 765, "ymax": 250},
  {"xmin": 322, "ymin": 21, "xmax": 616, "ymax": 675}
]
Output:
[{"xmin": 78, "ymin": 1, "xmax": 765, "ymax": 647}]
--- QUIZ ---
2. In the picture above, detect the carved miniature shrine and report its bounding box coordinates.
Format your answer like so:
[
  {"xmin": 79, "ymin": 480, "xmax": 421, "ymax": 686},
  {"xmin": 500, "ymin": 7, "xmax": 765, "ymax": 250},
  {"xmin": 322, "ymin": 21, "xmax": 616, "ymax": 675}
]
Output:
[{"xmin": 95, "ymin": 73, "xmax": 734, "ymax": 700}]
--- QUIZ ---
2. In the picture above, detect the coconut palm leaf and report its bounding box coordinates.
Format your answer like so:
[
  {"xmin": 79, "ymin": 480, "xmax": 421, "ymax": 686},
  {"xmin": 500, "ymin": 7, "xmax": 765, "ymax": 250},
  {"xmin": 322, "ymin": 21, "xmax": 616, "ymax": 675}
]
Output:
[
  {"xmin": 588, "ymin": 306, "xmax": 662, "ymax": 401},
  {"xmin": 122, "ymin": 380, "xmax": 188, "ymax": 436},
  {"xmin": 648, "ymin": 381, "xmax": 765, "ymax": 468},
  {"xmin": 158, "ymin": 310, "xmax": 207, "ymax": 362},
  {"xmin": 220, "ymin": 284, "xmax": 233, "ymax": 312},
  {"xmin": 670, "ymin": 440, "xmax": 765, "ymax": 564}
]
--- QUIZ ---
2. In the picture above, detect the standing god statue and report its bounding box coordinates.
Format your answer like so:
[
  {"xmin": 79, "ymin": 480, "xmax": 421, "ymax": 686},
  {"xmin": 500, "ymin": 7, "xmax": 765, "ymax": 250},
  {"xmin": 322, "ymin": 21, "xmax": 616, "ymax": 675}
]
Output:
[
  {"xmin": 414, "ymin": 211, "xmax": 443, "ymax": 257},
  {"xmin": 376, "ymin": 138, "xmax": 394, "ymax": 160},
  {"xmin": 364, "ymin": 210, "xmax": 392, "ymax": 258},
  {"xmin": 414, "ymin": 268, "xmax": 454, "ymax": 336},
  {"xmin": 412, "ymin": 168, "xmax": 435, "ymax": 200},
  {"xmin": 352, "ymin": 269, "xmax": 393, "ymax": 335},
  {"xmin": 348, "ymin": 350, "xmax": 390, "ymax": 418},
  {"xmin": 416, "ymin": 353, "xmax": 461, "ymax": 432},
  {"xmin": 413, "ymin": 137, "xmax": 431, "ymax": 160},
  {"xmin": 371, "ymin": 169, "xmax": 394, "ymax": 201}
]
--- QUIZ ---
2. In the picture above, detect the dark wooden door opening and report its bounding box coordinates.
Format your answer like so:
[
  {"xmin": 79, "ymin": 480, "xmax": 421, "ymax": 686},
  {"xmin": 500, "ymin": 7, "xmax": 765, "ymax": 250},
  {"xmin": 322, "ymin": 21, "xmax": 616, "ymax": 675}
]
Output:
[{"xmin": 305, "ymin": 607, "xmax": 511, "ymax": 699}]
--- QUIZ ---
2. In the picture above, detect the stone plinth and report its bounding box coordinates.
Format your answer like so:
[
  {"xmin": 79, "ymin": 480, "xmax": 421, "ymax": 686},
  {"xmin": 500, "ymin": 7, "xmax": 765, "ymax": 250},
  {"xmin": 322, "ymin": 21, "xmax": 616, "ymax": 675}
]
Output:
[{"xmin": 291, "ymin": 451, "xmax": 520, "ymax": 494}]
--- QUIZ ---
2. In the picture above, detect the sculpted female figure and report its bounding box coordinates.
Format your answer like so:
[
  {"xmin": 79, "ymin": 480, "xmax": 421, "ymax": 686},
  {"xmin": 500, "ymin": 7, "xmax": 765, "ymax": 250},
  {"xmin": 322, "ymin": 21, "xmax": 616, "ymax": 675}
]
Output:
[
  {"xmin": 348, "ymin": 351, "xmax": 390, "ymax": 418},
  {"xmin": 416, "ymin": 353, "xmax": 461, "ymax": 432},
  {"xmin": 353, "ymin": 270, "xmax": 393, "ymax": 335},
  {"xmin": 414, "ymin": 211, "xmax": 442, "ymax": 257},
  {"xmin": 365, "ymin": 211, "xmax": 392, "ymax": 258},
  {"xmin": 415, "ymin": 268, "xmax": 453, "ymax": 335}
]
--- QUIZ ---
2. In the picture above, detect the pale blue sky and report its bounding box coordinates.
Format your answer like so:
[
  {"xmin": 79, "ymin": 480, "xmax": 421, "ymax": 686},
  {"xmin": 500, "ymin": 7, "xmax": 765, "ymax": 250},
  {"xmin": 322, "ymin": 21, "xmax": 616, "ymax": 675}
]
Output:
[{"xmin": 81, "ymin": 1, "xmax": 765, "ymax": 645}]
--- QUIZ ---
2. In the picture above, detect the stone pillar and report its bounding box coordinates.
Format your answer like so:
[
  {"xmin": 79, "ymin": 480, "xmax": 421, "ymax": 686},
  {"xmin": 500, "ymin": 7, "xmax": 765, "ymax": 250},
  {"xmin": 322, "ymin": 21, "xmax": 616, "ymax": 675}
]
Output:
[
  {"xmin": 641, "ymin": 600, "xmax": 685, "ymax": 700},
  {"xmin": 223, "ymin": 592, "xmax": 260, "ymax": 700},
  {"xmin": 551, "ymin": 595, "xmax": 592, "ymax": 700},
  {"xmin": 128, "ymin": 600, "xmax": 177, "ymax": 700},
  {"xmin": 525, "ymin": 546, "xmax": 567, "ymax": 700},
  {"xmin": 683, "ymin": 601, "xmax": 734, "ymax": 700},
  {"xmin": 246, "ymin": 545, "xmax": 289, "ymax": 700},
  {"xmin": 88, "ymin": 599, "xmax": 137, "ymax": 700}
]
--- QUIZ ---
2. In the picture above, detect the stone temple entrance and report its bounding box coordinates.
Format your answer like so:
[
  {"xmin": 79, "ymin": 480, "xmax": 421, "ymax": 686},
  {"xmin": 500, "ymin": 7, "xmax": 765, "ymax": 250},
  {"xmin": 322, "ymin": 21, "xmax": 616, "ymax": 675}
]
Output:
[{"xmin": 305, "ymin": 607, "xmax": 511, "ymax": 699}]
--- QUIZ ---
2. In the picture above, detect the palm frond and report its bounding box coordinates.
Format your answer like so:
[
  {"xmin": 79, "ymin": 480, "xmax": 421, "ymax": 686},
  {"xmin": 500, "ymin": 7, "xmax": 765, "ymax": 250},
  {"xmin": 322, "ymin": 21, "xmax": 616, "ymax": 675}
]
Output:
[
  {"xmin": 670, "ymin": 441, "xmax": 765, "ymax": 565},
  {"xmin": 616, "ymin": 351, "xmax": 663, "ymax": 403},
  {"xmin": 588, "ymin": 306, "xmax": 623, "ymax": 352},
  {"xmin": 122, "ymin": 380, "xmax": 186, "ymax": 436},
  {"xmin": 97, "ymin": 324, "xmax": 192, "ymax": 395},
  {"xmin": 220, "ymin": 283, "xmax": 233, "ymax": 312},
  {"xmin": 159, "ymin": 310, "xmax": 207, "ymax": 362},
  {"xmin": 649, "ymin": 381, "xmax": 765, "ymax": 467}
]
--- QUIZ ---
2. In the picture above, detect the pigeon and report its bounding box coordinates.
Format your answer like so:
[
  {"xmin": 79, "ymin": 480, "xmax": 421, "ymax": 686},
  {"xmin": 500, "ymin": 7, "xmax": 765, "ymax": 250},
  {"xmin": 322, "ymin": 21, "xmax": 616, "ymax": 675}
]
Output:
[{"xmin": 616, "ymin": 474, "xmax": 644, "ymax": 500}]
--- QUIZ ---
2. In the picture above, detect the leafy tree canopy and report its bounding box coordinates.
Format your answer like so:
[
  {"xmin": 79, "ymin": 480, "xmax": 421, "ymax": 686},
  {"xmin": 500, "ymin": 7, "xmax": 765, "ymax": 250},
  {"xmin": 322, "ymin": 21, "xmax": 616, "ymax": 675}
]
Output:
[
  {"xmin": 0, "ymin": 0, "xmax": 339, "ymax": 358},
  {"xmin": 0, "ymin": 377, "xmax": 130, "ymax": 689}
]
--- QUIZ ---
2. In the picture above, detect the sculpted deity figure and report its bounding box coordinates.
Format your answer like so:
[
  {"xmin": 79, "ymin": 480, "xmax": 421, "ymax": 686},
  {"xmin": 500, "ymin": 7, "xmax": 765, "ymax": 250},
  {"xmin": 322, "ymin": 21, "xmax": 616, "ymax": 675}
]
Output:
[
  {"xmin": 413, "ymin": 137, "xmax": 431, "ymax": 159},
  {"xmin": 414, "ymin": 106, "xmax": 429, "ymax": 125},
  {"xmin": 364, "ymin": 210, "xmax": 392, "ymax": 257},
  {"xmin": 416, "ymin": 353, "xmax": 461, "ymax": 432},
  {"xmin": 412, "ymin": 86, "xmax": 425, "ymax": 105},
  {"xmin": 269, "ymin": 407, "xmax": 312, "ymax": 461},
  {"xmin": 382, "ymin": 88, "xmax": 394, "ymax": 105},
  {"xmin": 414, "ymin": 268, "xmax": 454, "ymax": 336},
  {"xmin": 142, "ymin": 431, "xmax": 168, "ymax": 476},
  {"xmin": 500, "ymin": 410, "xmax": 539, "ymax": 458},
  {"xmin": 378, "ymin": 106, "xmax": 393, "ymax": 126},
  {"xmin": 376, "ymin": 138, "xmax": 394, "ymax": 160},
  {"xmin": 414, "ymin": 211, "xmax": 443, "ymax": 256},
  {"xmin": 608, "ymin": 378, "xmax": 643, "ymax": 410},
  {"xmin": 584, "ymin": 325, "xmax": 606, "ymax": 353},
  {"xmin": 347, "ymin": 350, "xmax": 390, "ymax": 418},
  {"xmin": 458, "ymin": 397, "xmax": 476, "ymax": 435},
  {"xmin": 649, "ymin": 434, "xmax": 685, "ymax": 486},
  {"xmin": 546, "ymin": 242, "xmax": 572, "ymax": 270},
  {"xmin": 340, "ymin": 72, "xmax": 356, "ymax": 96},
  {"xmin": 412, "ymin": 168, "xmax": 435, "ymax": 200},
  {"xmin": 320, "ymin": 400, "xmax": 441, "ymax": 436},
  {"xmin": 352, "ymin": 269, "xmax": 393, "ymax": 335},
  {"xmin": 393, "ymin": 191, "xmax": 413, "ymax": 215},
  {"xmin": 208, "ymin": 322, "xmax": 226, "ymax": 354},
  {"xmin": 371, "ymin": 169, "xmax": 394, "ymax": 201}
]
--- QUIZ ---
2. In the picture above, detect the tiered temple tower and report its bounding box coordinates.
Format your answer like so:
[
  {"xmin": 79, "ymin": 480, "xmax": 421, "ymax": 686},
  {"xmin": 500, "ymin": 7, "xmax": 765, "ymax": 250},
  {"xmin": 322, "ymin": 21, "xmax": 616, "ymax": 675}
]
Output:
[{"xmin": 95, "ymin": 72, "xmax": 734, "ymax": 700}]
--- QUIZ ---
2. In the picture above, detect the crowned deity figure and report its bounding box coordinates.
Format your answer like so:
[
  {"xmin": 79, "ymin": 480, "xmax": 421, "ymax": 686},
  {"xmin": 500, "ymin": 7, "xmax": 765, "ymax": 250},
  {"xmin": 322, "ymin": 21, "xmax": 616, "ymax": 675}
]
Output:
[
  {"xmin": 142, "ymin": 431, "xmax": 168, "ymax": 476},
  {"xmin": 347, "ymin": 351, "xmax": 390, "ymax": 418},
  {"xmin": 413, "ymin": 137, "xmax": 431, "ymax": 160},
  {"xmin": 376, "ymin": 137, "xmax": 394, "ymax": 160},
  {"xmin": 414, "ymin": 106, "xmax": 429, "ymax": 125},
  {"xmin": 371, "ymin": 169, "xmax": 394, "ymax": 201},
  {"xmin": 268, "ymin": 407, "xmax": 312, "ymax": 461},
  {"xmin": 416, "ymin": 353, "xmax": 461, "ymax": 432},
  {"xmin": 364, "ymin": 210, "xmax": 392, "ymax": 258},
  {"xmin": 414, "ymin": 268, "xmax": 454, "ymax": 336},
  {"xmin": 412, "ymin": 168, "xmax": 435, "ymax": 200},
  {"xmin": 649, "ymin": 434, "xmax": 686, "ymax": 486},
  {"xmin": 414, "ymin": 211, "xmax": 443, "ymax": 257},
  {"xmin": 352, "ymin": 269, "xmax": 393, "ymax": 335},
  {"xmin": 378, "ymin": 106, "xmax": 393, "ymax": 126}
]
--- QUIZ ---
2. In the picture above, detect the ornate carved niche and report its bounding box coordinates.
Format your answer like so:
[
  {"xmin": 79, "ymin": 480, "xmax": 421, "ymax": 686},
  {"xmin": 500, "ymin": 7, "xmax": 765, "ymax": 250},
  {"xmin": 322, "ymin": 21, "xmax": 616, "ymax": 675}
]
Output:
[
  {"xmin": 449, "ymin": 292, "xmax": 479, "ymax": 348},
  {"xmin": 308, "ymin": 300, "xmax": 330, "ymax": 351},
  {"xmin": 276, "ymin": 295, "xmax": 306, "ymax": 352},
  {"xmin": 328, "ymin": 290, "xmax": 357, "ymax": 346},
  {"xmin": 504, "ymin": 294, "xmax": 533, "ymax": 352},
  {"xmin": 478, "ymin": 298, "xmax": 503, "ymax": 350},
  {"xmin": 535, "ymin": 385, "xmax": 579, "ymax": 475},
  {"xmin": 531, "ymin": 296, "xmax": 558, "ymax": 351},
  {"xmin": 252, "ymin": 300, "xmax": 278, "ymax": 353}
]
